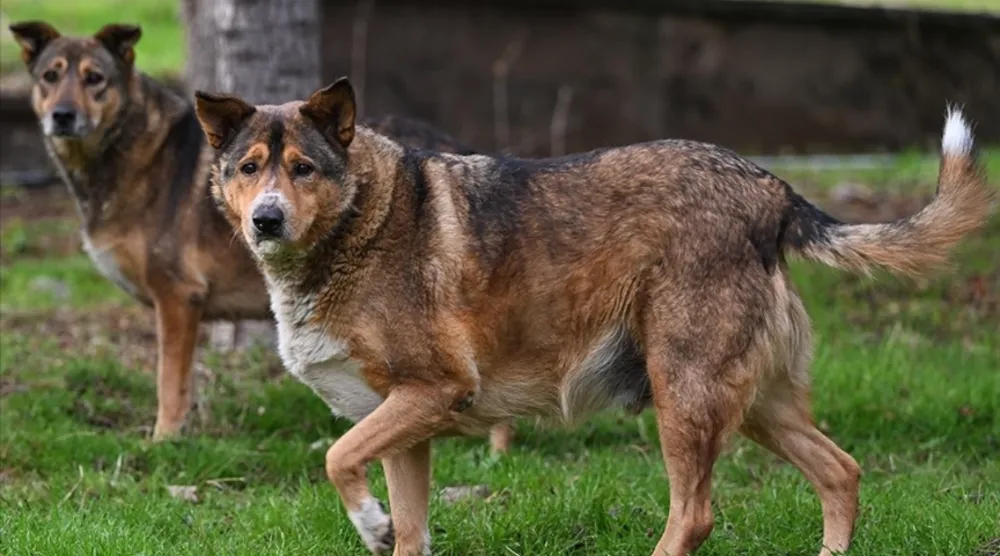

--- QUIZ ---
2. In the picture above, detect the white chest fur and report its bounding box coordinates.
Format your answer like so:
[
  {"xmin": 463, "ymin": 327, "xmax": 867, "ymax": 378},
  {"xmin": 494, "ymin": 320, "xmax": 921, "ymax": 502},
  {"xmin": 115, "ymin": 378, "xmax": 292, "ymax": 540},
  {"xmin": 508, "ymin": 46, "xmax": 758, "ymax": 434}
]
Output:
[
  {"xmin": 269, "ymin": 284, "xmax": 384, "ymax": 423},
  {"xmin": 81, "ymin": 232, "xmax": 140, "ymax": 297}
]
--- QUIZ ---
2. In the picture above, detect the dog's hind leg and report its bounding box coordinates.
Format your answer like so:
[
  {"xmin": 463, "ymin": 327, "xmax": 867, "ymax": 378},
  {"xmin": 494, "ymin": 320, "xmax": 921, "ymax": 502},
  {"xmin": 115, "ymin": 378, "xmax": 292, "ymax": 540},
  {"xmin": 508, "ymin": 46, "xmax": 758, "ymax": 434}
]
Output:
[
  {"xmin": 640, "ymin": 267, "xmax": 765, "ymax": 555},
  {"xmin": 739, "ymin": 285, "xmax": 860, "ymax": 556},
  {"xmin": 151, "ymin": 293, "xmax": 203, "ymax": 441},
  {"xmin": 740, "ymin": 359, "xmax": 860, "ymax": 554},
  {"xmin": 645, "ymin": 354, "xmax": 757, "ymax": 556}
]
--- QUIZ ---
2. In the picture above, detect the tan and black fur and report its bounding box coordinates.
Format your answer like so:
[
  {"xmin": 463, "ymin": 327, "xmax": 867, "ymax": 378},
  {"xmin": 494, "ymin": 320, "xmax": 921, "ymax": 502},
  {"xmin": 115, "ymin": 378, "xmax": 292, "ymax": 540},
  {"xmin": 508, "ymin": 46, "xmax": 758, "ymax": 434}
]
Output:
[
  {"xmin": 196, "ymin": 78, "xmax": 991, "ymax": 556},
  {"xmin": 9, "ymin": 21, "xmax": 513, "ymax": 450}
]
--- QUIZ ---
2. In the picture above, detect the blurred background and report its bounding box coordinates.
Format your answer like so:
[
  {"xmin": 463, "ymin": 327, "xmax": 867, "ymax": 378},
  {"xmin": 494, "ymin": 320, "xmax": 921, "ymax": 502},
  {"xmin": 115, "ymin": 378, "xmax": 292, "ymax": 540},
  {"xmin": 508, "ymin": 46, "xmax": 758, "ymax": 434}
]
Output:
[
  {"xmin": 4, "ymin": 0, "xmax": 997, "ymax": 347},
  {"xmin": 0, "ymin": 2, "xmax": 998, "ymax": 554},
  {"xmin": 2, "ymin": 0, "xmax": 999, "ymax": 175}
]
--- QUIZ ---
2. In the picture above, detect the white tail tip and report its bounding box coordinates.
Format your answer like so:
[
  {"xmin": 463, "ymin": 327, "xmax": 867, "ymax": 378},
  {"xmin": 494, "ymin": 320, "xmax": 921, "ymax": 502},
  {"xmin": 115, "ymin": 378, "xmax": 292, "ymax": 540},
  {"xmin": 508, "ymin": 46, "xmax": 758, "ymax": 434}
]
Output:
[{"xmin": 941, "ymin": 105, "xmax": 974, "ymax": 156}]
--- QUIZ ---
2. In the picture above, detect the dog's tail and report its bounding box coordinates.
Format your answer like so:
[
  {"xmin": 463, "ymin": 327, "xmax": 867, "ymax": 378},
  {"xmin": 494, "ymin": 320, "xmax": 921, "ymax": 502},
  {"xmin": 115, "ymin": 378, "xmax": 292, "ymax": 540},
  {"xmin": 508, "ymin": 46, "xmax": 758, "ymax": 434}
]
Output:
[{"xmin": 782, "ymin": 106, "xmax": 994, "ymax": 276}]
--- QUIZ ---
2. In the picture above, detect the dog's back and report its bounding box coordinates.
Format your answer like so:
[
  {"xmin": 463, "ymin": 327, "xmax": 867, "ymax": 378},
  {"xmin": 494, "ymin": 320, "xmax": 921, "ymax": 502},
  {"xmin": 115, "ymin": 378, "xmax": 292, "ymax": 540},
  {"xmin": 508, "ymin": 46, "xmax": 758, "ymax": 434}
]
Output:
[{"xmin": 362, "ymin": 113, "xmax": 477, "ymax": 155}]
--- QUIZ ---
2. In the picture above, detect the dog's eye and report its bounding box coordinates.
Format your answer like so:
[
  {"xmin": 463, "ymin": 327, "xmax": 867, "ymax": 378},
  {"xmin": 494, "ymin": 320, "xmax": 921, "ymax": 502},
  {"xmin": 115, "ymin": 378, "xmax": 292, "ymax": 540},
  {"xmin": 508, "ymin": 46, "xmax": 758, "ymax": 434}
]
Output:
[
  {"xmin": 240, "ymin": 162, "xmax": 258, "ymax": 176},
  {"xmin": 293, "ymin": 163, "xmax": 314, "ymax": 177},
  {"xmin": 42, "ymin": 70, "xmax": 59, "ymax": 83},
  {"xmin": 84, "ymin": 71, "xmax": 105, "ymax": 86}
]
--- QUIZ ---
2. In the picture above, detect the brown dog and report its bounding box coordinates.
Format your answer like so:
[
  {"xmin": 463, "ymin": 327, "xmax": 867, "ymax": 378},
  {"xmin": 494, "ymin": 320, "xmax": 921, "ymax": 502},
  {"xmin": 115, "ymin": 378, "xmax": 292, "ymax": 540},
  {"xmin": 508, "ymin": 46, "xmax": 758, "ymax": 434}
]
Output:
[
  {"xmin": 195, "ymin": 77, "xmax": 990, "ymax": 556},
  {"xmin": 9, "ymin": 21, "xmax": 512, "ymax": 451}
]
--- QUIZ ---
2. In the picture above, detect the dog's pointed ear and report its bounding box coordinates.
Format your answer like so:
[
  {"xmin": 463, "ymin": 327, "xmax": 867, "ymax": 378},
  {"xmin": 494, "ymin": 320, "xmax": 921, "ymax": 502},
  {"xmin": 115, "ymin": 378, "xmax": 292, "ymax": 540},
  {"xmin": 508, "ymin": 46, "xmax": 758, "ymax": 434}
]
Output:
[
  {"xmin": 8, "ymin": 21, "xmax": 61, "ymax": 66},
  {"xmin": 299, "ymin": 77, "xmax": 356, "ymax": 150},
  {"xmin": 194, "ymin": 91, "xmax": 256, "ymax": 150},
  {"xmin": 94, "ymin": 24, "xmax": 142, "ymax": 65}
]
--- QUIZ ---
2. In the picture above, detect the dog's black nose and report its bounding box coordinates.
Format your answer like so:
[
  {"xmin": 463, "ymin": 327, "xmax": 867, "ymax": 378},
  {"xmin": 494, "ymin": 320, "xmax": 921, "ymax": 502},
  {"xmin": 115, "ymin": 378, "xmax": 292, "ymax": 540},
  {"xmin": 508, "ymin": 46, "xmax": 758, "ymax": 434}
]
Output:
[
  {"xmin": 51, "ymin": 107, "xmax": 76, "ymax": 129},
  {"xmin": 252, "ymin": 205, "xmax": 285, "ymax": 236}
]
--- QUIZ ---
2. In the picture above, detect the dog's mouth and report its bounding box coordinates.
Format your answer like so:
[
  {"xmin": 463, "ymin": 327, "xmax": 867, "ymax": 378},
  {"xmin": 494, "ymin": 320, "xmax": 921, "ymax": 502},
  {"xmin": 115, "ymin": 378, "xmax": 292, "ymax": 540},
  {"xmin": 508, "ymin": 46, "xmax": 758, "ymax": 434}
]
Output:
[
  {"xmin": 47, "ymin": 128, "xmax": 91, "ymax": 139},
  {"xmin": 250, "ymin": 233, "xmax": 302, "ymax": 266},
  {"xmin": 247, "ymin": 223, "xmax": 292, "ymax": 260},
  {"xmin": 253, "ymin": 232, "xmax": 285, "ymax": 250},
  {"xmin": 42, "ymin": 113, "xmax": 94, "ymax": 139}
]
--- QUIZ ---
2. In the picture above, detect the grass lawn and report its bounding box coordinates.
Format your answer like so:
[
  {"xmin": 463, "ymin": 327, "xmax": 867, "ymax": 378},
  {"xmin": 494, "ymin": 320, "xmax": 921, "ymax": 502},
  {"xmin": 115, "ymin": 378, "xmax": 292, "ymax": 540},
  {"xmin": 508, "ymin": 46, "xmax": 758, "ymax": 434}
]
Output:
[
  {"xmin": 1, "ymin": 150, "xmax": 998, "ymax": 555},
  {"xmin": 1, "ymin": 0, "xmax": 999, "ymax": 554},
  {"xmin": 0, "ymin": 0, "xmax": 183, "ymax": 77}
]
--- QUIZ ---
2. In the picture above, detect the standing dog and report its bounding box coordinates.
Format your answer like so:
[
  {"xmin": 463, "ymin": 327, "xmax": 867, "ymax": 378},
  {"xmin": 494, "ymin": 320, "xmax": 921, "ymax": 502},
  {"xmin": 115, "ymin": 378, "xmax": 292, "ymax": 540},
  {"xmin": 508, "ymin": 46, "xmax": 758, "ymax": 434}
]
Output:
[
  {"xmin": 196, "ymin": 78, "xmax": 990, "ymax": 556},
  {"xmin": 9, "ymin": 21, "xmax": 512, "ymax": 451}
]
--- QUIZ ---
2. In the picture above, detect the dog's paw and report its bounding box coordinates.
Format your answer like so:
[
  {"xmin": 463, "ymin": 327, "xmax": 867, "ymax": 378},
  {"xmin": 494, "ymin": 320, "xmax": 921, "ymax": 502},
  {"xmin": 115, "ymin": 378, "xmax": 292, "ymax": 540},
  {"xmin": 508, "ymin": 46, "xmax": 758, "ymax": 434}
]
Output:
[
  {"xmin": 151, "ymin": 420, "xmax": 184, "ymax": 442},
  {"xmin": 348, "ymin": 497, "xmax": 394, "ymax": 554}
]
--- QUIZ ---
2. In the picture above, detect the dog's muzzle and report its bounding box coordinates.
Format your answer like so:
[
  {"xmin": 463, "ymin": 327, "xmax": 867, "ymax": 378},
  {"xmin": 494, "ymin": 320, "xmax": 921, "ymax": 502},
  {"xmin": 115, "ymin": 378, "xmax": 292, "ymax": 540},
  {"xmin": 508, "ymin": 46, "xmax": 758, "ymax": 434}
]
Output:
[
  {"xmin": 251, "ymin": 204, "xmax": 286, "ymax": 239},
  {"xmin": 44, "ymin": 104, "xmax": 90, "ymax": 138}
]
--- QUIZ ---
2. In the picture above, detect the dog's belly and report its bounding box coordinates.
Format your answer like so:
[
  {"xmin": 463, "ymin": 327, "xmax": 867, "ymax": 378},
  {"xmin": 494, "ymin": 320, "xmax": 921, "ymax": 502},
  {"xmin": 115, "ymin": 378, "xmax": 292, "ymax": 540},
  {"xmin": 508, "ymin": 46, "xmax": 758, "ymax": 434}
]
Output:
[
  {"xmin": 453, "ymin": 326, "xmax": 652, "ymax": 432},
  {"xmin": 559, "ymin": 325, "xmax": 652, "ymax": 420},
  {"xmin": 81, "ymin": 232, "xmax": 144, "ymax": 300},
  {"xmin": 277, "ymin": 320, "xmax": 383, "ymax": 423}
]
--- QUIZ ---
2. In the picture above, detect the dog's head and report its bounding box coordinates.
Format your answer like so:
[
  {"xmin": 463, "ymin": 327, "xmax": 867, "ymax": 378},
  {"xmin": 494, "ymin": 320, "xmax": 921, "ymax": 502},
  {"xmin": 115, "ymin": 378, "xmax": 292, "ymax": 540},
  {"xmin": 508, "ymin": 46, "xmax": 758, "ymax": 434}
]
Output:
[
  {"xmin": 195, "ymin": 78, "xmax": 361, "ymax": 262},
  {"xmin": 9, "ymin": 21, "xmax": 140, "ymax": 140}
]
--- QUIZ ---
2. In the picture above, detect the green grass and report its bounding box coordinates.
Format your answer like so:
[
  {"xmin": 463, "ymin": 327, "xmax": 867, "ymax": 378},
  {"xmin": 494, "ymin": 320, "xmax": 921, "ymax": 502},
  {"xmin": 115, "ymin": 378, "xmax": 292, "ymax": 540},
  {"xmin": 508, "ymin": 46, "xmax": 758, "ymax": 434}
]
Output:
[
  {"xmin": 1, "ymin": 151, "xmax": 998, "ymax": 555},
  {"xmin": 1, "ymin": 0, "xmax": 183, "ymax": 77},
  {"xmin": 1, "ymin": 1, "xmax": 997, "ymax": 553},
  {"xmin": 773, "ymin": 148, "xmax": 1000, "ymax": 192}
]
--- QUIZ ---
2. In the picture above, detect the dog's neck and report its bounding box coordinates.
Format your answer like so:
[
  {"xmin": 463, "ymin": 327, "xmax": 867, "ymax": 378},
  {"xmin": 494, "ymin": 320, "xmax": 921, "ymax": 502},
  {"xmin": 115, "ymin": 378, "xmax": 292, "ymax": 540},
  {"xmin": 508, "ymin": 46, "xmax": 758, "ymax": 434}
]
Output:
[
  {"xmin": 43, "ymin": 73, "xmax": 192, "ymax": 232},
  {"xmin": 261, "ymin": 133, "xmax": 407, "ymax": 310}
]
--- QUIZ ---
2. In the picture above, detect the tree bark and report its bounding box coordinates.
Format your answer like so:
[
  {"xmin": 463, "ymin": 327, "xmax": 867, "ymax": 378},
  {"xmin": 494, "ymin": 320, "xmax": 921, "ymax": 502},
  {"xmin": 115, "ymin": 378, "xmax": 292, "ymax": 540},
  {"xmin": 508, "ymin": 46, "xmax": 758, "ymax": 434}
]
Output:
[
  {"xmin": 182, "ymin": 0, "xmax": 321, "ymax": 350},
  {"xmin": 180, "ymin": 0, "xmax": 216, "ymax": 95},
  {"xmin": 213, "ymin": 0, "xmax": 321, "ymax": 103}
]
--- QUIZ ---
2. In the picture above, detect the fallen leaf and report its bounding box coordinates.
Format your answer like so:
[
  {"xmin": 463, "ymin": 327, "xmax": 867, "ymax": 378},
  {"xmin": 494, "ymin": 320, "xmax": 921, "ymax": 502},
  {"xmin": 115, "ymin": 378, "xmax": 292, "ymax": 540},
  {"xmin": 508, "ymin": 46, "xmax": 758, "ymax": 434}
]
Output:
[
  {"xmin": 439, "ymin": 484, "xmax": 490, "ymax": 505},
  {"xmin": 167, "ymin": 485, "xmax": 200, "ymax": 503},
  {"xmin": 309, "ymin": 438, "xmax": 333, "ymax": 452}
]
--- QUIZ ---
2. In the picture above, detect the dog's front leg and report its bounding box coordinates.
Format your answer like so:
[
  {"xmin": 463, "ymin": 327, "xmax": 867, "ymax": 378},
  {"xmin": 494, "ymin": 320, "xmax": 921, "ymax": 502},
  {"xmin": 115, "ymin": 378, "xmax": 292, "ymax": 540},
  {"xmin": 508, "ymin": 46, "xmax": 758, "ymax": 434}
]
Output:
[
  {"xmin": 151, "ymin": 293, "xmax": 203, "ymax": 441},
  {"xmin": 383, "ymin": 440, "xmax": 432, "ymax": 556},
  {"xmin": 489, "ymin": 422, "xmax": 514, "ymax": 455},
  {"xmin": 326, "ymin": 383, "xmax": 473, "ymax": 555}
]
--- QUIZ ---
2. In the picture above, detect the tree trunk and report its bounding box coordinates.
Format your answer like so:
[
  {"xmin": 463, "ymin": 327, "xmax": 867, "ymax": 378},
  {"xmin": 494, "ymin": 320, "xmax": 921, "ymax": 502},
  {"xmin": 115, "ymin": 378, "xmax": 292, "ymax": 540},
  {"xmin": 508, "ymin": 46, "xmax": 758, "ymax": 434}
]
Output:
[
  {"xmin": 182, "ymin": 0, "xmax": 321, "ymax": 350},
  {"xmin": 180, "ymin": 0, "xmax": 216, "ymax": 95},
  {"xmin": 213, "ymin": 0, "xmax": 321, "ymax": 104}
]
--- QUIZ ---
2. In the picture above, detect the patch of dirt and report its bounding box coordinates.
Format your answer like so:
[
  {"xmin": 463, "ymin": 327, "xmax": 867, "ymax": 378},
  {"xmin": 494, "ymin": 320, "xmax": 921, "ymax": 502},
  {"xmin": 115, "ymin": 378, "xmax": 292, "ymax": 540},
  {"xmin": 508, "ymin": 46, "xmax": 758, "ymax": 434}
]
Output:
[
  {"xmin": 0, "ymin": 222, "xmax": 81, "ymax": 264},
  {"xmin": 0, "ymin": 187, "xmax": 81, "ymax": 263},
  {"xmin": 66, "ymin": 368, "xmax": 153, "ymax": 430},
  {"xmin": 2, "ymin": 301, "xmax": 286, "ymax": 434},
  {"xmin": 820, "ymin": 184, "xmax": 933, "ymax": 224},
  {"xmin": 0, "ymin": 186, "xmax": 76, "ymax": 223},
  {"xmin": 0, "ymin": 467, "xmax": 17, "ymax": 485},
  {"xmin": 2, "ymin": 306, "xmax": 158, "ymax": 371},
  {"xmin": 0, "ymin": 375, "xmax": 28, "ymax": 397},
  {"xmin": 3, "ymin": 304, "xmax": 283, "ymax": 376},
  {"xmin": 974, "ymin": 537, "xmax": 1000, "ymax": 556}
]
